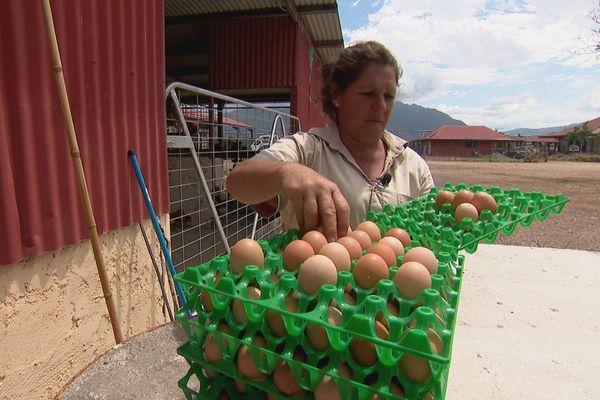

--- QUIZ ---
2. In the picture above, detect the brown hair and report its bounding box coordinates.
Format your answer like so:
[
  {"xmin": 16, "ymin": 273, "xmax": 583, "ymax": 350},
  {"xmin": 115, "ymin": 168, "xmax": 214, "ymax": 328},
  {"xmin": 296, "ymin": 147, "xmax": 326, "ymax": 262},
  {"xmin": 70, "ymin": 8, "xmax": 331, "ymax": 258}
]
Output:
[{"xmin": 321, "ymin": 41, "xmax": 402, "ymax": 121}]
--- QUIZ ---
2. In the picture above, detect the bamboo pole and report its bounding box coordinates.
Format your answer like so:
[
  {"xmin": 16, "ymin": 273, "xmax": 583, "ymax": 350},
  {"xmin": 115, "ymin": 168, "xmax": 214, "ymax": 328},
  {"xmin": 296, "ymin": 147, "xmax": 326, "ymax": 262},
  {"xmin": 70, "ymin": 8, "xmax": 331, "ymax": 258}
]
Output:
[{"xmin": 40, "ymin": 0, "xmax": 124, "ymax": 344}]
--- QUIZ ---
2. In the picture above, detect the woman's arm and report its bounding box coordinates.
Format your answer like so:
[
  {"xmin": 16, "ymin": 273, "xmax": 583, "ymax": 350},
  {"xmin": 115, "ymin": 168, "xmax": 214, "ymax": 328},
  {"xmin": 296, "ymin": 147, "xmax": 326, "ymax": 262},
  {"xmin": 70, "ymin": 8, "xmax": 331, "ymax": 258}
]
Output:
[{"xmin": 226, "ymin": 158, "xmax": 350, "ymax": 241}]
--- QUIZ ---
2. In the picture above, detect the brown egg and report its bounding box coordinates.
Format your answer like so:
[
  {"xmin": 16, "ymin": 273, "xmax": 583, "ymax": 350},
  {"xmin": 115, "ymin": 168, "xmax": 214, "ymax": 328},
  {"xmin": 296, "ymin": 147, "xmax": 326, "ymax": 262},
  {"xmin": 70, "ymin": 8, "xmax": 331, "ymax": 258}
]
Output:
[
  {"xmin": 302, "ymin": 230, "xmax": 328, "ymax": 253},
  {"xmin": 229, "ymin": 238, "xmax": 265, "ymax": 274},
  {"xmin": 319, "ymin": 242, "xmax": 352, "ymax": 272},
  {"xmin": 330, "ymin": 291, "xmax": 356, "ymax": 308},
  {"xmin": 470, "ymin": 191, "xmax": 498, "ymax": 214},
  {"xmin": 355, "ymin": 220, "xmax": 382, "ymax": 242},
  {"xmin": 353, "ymin": 253, "xmax": 389, "ymax": 290},
  {"xmin": 297, "ymin": 255, "xmax": 338, "ymax": 295},
  {"xmin": 283, "ymin": 239, "xmax": 315, "ymax": 271},
  {"xmin": 337, "ymin": 235, "xmax": 363, "ymax": 260},
  {"xmin": 451, "ymin": 189, "xmax": 474, "ymax": 209},
  {"xmin": 399, "ymin": 328, "xmax": 442, "ymax": 383},
  {"xmin": 306, "ymin": 306, "xmax": 343, "ymax": 351},
  {"xmin": 402, "ymin": 247, "xmax": 438, "ymax": 275},
  {"xmin": 377, "ymin": 236, "xmax": 404, "ymax": 257},
  {"xmin": 367, "ymin": 243, "xmax": 397, "ymax": 267},
  {"xmin": 273, "ymin": 353, "xmax": 307, "ymax": 397},
  {"xmin": 350, "ymin": 320, "xmax": 389, "ymax": 366},
  {"xmin": 266, "ymin": 295, "xmax": 299, "ymax": 337},
  {"xmin": 232, "ymin": 286, "xmax": 261, "ymax": 324},
  {"xmin": 435, "ymin": 190, "xmax": 455, "ymax": 210},
  {"xmin": 200, "ymin": 272, "xmax": 220, "ymax": 312},
  {"xmin": 233, "ymin": 380, "xmax": 248, "ymax": 394},
  {"xmin": 203, "ymin": 324, "xmax": 231, "ymax": 363},
  {"xmin": 384, "ymin": 227, "xmax": 412, "ymax": 248},
  {"xmin": 348, "ymin": 229, "xmax": 373, "ymax": 251},
  {"xmin": 372, "ymin": 380, "xmax": 404, "ymax": 400},
  {"xmin": 455, "ymin": 202, "xmax": 479, "ymax": 224},
  {"xmin": 375, "ymin": 302, "xmax": 400, "ymax": 330},
  {"xmin": 313, "ymin": 363, "xmax": 352, "ymax": 400},
  {"xmin": 393, "ymin": 261, "xmax": 432, "ymax": 299},
  {"xmin": 236, "ymin": 336, "xmax": 268, "ymax": 381}
]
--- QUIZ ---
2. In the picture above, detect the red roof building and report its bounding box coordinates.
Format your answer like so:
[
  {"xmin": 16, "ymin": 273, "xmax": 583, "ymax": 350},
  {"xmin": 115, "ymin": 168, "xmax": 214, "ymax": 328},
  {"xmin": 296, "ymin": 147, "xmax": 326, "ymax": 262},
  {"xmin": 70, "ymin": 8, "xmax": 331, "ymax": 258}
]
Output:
[
  {"xmin": 413, "ymin": 125, "xmax": 511, "ymax": 157},
  {"xmin": 540, "ymin": 116, "xmax": 600, "ymax": 153}
]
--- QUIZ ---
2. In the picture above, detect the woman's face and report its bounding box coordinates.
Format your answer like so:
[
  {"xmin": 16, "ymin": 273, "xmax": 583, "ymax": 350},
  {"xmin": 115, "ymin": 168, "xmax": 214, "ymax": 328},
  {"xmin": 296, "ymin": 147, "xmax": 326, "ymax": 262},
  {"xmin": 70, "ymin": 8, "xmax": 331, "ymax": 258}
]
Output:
[{"xmin": 333, "ymin": 63, "xmax": 397, "ymax": 145}]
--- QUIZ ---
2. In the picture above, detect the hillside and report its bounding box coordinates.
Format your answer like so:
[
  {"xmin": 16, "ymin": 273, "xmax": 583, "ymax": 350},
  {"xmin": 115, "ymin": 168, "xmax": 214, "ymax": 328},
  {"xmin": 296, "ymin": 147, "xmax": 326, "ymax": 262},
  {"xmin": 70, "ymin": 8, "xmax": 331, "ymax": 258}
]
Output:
[
  {"xmin": 387, "ymin": 102, "xmax": 466, "ymax": 141},
  {"xmin": 503, "ymin": 125, "xmax": 575, "ymax": 137}
]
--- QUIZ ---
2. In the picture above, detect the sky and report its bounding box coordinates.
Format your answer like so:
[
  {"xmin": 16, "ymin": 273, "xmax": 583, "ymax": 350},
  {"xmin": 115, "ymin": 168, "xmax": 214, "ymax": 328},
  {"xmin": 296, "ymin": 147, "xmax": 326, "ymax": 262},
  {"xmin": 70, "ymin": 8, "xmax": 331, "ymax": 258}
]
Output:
[{"xmin": 337, "ymin": 0, "xmax": 600, "ymax": 131}]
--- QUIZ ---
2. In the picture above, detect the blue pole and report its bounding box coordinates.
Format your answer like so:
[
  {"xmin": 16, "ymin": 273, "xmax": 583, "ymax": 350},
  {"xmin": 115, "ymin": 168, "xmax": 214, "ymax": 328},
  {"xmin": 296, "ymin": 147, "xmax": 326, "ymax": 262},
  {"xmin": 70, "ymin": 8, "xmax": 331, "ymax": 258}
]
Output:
[{"xmin": 128, "ymin": 150, "xmax": 187, "ymax": 309}]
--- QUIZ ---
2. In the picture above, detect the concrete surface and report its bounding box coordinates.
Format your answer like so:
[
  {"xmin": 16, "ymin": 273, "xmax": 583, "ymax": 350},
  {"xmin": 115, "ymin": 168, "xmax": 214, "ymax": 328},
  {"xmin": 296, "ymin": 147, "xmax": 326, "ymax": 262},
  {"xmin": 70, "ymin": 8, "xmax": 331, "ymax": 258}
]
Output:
[{"xmin": 57, "ymin": 245, "xmax": 600, "ymax": 400}]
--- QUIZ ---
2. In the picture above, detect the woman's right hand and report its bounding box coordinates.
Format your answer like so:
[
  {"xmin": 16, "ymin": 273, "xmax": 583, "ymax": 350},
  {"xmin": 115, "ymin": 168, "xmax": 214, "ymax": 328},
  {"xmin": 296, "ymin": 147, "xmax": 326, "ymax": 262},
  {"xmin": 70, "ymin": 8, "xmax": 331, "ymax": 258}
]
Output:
[{"xmin": 276, "ymin": 163, "xmax": 350, "ymax": 242}]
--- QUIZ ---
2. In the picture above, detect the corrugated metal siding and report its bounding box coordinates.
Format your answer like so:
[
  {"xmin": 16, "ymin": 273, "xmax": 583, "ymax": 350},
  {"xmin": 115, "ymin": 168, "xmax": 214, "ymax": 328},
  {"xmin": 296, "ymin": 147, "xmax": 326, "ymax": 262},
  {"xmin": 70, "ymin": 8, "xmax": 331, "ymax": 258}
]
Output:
[
  {"xmin": 209, "ymin": 17, "xmax": 296, "ymax": 90},
  {"xmin": 0, "ymin": 0, "xmax": 168, "ymax": 266},
  {"xmin": 165, "ymin": 0, "xmax": 338, "ymax": 17}
]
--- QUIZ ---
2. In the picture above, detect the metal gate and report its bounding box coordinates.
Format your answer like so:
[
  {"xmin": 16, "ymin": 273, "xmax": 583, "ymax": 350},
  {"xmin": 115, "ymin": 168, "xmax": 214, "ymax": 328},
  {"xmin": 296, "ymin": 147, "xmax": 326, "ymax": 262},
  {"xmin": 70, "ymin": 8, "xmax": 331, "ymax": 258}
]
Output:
[{"xmin": 165, "ymin": 83, "xmax": 301, "ymax": 272}]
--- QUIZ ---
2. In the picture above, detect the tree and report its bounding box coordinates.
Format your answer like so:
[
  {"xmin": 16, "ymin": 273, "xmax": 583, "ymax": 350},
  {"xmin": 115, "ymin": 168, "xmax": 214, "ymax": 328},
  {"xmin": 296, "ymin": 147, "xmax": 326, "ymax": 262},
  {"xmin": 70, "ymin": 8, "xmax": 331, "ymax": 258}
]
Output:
[
  {"xmin": 578, "ymin": 2, "xmax": 600, "ymax": 57},
  {"xmin": 567, "ymin": 122, "xmax": 593, "ymax": 152}
]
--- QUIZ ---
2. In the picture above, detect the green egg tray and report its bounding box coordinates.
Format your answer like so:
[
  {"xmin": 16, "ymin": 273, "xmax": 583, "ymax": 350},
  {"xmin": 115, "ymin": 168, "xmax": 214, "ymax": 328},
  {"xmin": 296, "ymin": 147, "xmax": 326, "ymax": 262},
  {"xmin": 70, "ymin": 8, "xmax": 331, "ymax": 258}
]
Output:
[
  {"xmin": 174, "ymin": 184, "xmax": 568, "ymax": 400},
  {"xmin": 175, "ymin": 231, "xmax": 464, "ymax": 400},
  {"xmin": 368, "ymin": 183, "xmax": 569, "ymax": 258}
]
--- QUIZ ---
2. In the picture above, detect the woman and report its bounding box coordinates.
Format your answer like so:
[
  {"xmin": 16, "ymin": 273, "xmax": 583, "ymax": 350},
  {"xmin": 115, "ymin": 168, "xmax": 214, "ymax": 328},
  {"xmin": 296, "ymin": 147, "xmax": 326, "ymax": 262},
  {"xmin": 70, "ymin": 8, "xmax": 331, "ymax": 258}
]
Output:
[{"xmin": 226, "ymin": 41, "xmax": 434, "ymax": 243}]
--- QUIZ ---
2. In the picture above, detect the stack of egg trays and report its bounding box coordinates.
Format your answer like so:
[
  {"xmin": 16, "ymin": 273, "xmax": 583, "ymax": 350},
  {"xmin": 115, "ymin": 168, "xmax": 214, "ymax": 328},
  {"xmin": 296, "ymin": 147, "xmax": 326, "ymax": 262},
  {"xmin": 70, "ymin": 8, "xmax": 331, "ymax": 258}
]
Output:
[
  {"xmin": 368, "ymin": 183, "xmax": 570, "ymax": 259},
  {"xmin": 174, "ymin": 229, "xmax": 465, "ymax": 400}
]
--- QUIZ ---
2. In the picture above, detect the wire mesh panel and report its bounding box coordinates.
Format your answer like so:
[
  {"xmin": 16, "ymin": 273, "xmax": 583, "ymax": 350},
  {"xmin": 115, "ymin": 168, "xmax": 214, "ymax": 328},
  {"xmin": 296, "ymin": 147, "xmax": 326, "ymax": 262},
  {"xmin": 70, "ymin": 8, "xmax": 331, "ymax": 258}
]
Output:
[{"xmin": 166, "ymin": 83, "xmax": 301, "ymax": 272}]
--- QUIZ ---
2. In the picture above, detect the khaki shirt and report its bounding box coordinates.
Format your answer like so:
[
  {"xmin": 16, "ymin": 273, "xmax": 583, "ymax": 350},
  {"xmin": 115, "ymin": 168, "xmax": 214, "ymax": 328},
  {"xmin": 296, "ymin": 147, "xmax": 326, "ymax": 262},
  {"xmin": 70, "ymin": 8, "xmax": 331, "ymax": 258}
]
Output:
[{"xmin": 254, "ymin": 125, "xmax": 434, "ymax": 230}]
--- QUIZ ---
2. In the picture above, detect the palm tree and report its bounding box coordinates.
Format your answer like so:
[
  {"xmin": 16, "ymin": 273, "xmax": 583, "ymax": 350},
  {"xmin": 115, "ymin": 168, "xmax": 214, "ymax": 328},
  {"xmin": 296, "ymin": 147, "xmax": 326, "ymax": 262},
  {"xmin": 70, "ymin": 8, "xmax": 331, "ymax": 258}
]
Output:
[{"xmin": 567, "ymin": 122, "xmax": 593, "ymax": 152}]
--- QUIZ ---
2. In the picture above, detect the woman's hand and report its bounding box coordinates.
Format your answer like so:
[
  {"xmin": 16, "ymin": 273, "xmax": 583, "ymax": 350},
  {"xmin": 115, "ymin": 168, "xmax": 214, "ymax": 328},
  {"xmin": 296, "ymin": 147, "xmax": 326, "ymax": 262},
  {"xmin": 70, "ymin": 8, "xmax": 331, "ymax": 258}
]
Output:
[{"xmin": 277, "ymin": 163, "xmax": 350, "ymax": 242}]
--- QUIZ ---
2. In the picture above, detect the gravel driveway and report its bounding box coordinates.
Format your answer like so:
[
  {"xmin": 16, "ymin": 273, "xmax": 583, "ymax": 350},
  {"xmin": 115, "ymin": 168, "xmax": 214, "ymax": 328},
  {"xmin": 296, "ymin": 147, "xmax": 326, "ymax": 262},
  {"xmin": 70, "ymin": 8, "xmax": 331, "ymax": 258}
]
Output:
[{"xmin": 427, "ymin": 160, "xmax": 600, "ymax": 252}]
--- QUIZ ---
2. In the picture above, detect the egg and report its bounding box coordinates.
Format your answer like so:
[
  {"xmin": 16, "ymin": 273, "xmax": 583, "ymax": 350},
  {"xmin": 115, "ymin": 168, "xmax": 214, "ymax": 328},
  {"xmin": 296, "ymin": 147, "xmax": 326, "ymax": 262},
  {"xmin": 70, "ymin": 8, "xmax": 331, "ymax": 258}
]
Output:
[
  {"xmin": 372, "ymin": 380, "xmax": 404, "ymax": 400},
  {"xmin": 355, "ymin": 220, "xmax": 382, "ymax": 242},
  {"xmin": 470, "ymin": 191, "xmax": 498, "ymax": 214},
  {"xmin": 232, "ymin": 286, "xmax": 261, "ymax": 324},
  {"xmin": 435, "ymin": 190, "xmax": 455, "ymax": 210},
  {"xmin": 236, "ymin": 336, "xmax": 268, "ymax": 381},
  {"xmin": 203, "ymin": 323, "xmax": 231, "ymax": 363},
  {"xmin": 393, "ymin": 261, "xmax": 432, "ymax": 299},
  {"xmin": 375, "ymin": 302, "xmax": 400, "ymax": 330},
  {"xmin": 349, "ymin": 320, "xmax": 389, "ymax": 366},
  {"xmin": 336, "ymin": 235, "xmax": 363, "ymax": 260},
  {"xmin": 402, "ymin": 247, "xmax": 438, "ymax": 275},
  {"xmin": 455, "ymin": 202, "xmax": 479, "ymax": 224},
  {"xmin": 367, "ymin": 243, "xmax": 397, "ymax": 267},
  {"xmin": 384, "ymin": 227, "xmax": 412, "ymax": 248},
  {"xmin": 313, "ymin": 363, "xmax": 352, "ymax": 400},
  {"xmin": 306, "ymin": 306, "xmax": 343, "ymax": 351},
  {"xmin": 266, "ymin": 295, "xmax": 299, "ymax": 337},
  {"xmin": 302, "ymin": 230, "xmax": 328, "ymax": 253},
  {"xmin": 399, "ymin": 328, "xmax": 442, "ymax": 383},
  {"xmin": 297, "ymin": 255, "xmax": 338, "ymax": 295},
  {"xmin": 319, "ymin": 242, "xmax": 352, "ymax": 272},
  {"xmin": 273, "ymin": 353, "xmax": 307, "ymax": 397},
  {"xmin": 451, "ymin": 189, "xmax": 474, "ymax": 209},
  {"xmin": 200, "ymin": 272, "xmax": 220, "ymax": 312},
  {"xmin": 229, "ymin": 238, "xmax": 265, "ymax": 274},
  {"xmin": 283, "ymin": 240, "xmax": 315, "ymax": 271},
  {"xmin": 233, "ymin": 380, "xmax": 248, "ymax": 394},
  {"xmin": 330, "ymin": 291, "xmax": 356, "ymax": 308},
  {"xmin": 353, "ymin": 253, "xmax": 389, "ymax": 290},
  {"xmin": 377, "ymin": 236, "xmax": 404, "ymax": 257},
  {"xmin": 347, "ymin": 229, "xmax": 373, "ymax": 250}
]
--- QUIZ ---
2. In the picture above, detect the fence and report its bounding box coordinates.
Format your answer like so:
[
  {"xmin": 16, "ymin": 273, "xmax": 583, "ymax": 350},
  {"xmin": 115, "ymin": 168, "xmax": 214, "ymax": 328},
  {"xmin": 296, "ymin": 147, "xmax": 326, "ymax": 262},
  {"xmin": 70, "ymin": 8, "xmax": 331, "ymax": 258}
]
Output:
[{"xmin": 165, "ymin": 83, "xmax": 301, "ymax": 273}]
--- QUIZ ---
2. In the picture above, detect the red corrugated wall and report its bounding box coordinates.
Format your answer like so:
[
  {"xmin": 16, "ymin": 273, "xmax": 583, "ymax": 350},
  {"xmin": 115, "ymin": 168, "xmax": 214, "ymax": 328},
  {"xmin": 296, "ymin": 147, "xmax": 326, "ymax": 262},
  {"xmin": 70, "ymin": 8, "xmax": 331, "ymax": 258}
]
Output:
[
  {"xmin": 292, "ymin": 26, "xmax": 328, "ymax": 130},
  {"xmin": 0, "ymin": 0, "xmax": 168, "ymax": 265},
  {"xmin": 430, "ymin": 141, "xmax": 494, "ymax": 157},
  {"xmin": 209, "ymin": 16, "xmax": 296, "ymax": 90}
]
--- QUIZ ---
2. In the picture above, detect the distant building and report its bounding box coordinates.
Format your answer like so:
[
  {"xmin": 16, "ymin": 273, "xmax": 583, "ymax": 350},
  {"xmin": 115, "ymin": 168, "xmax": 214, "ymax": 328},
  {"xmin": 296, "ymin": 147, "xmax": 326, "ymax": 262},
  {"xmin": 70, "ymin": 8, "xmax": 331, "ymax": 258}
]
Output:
[
  {"xmin": 539, "ymin": 116, "xmax": 600, "ymax": 153},
  {"xmin": 412, "ymin": 125, "xmax": 560, "ymax": 158}
]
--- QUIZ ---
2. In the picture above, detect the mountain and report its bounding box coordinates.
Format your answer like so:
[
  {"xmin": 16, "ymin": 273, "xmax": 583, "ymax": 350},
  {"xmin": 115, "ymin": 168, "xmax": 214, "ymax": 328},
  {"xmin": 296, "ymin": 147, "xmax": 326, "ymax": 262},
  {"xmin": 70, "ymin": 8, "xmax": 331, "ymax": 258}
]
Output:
[
  {"xmin": 503, "ymin": 125, "xmax": 577, "ymax": 137},
  {"xmin": 387, "ymin": 102, "xmax": 466, "ymax": 141},
  {"xmin": 221, "ymin": 101, "xmax": 466, "ymax": 141}
]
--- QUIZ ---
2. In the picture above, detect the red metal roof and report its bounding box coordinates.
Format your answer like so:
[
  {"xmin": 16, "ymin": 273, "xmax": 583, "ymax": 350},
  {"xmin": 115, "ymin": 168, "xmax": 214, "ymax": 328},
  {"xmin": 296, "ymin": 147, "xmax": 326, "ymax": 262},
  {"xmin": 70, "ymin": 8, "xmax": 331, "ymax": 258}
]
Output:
[
  {"xmin": 182, "ymin": 107, "xmax": 255, "ymax": 129},
  {"xmin": 509, "ymin": 136, "xmax": 559, "ymax": 143},
  {"xmin": 0, "ymin": 0, "xmax": 167, "ymax": 265},
  {"xmin": 421, "ymin": 125, "xmax": 511, "ymax": 141},
  {"xmin": 540, "ymin": 116, "xmax": 600, "ymax": 138}
]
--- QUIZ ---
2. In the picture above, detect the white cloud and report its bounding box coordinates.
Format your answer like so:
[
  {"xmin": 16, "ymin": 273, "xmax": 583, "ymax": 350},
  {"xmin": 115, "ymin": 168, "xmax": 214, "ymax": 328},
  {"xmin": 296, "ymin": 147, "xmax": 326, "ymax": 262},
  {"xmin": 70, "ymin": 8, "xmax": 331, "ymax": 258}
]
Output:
[{"xmin": 344, "ymin": 0, "xmax": 600, "ymax": 127}]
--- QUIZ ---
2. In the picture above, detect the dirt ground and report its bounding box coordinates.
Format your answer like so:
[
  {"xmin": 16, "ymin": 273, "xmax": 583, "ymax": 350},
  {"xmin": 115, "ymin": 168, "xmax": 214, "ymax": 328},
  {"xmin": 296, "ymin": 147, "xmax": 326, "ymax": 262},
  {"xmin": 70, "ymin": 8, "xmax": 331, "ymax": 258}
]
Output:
[{"xmin": 427, "ymin": 160, "xmax": 600, "ymax": 252}]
